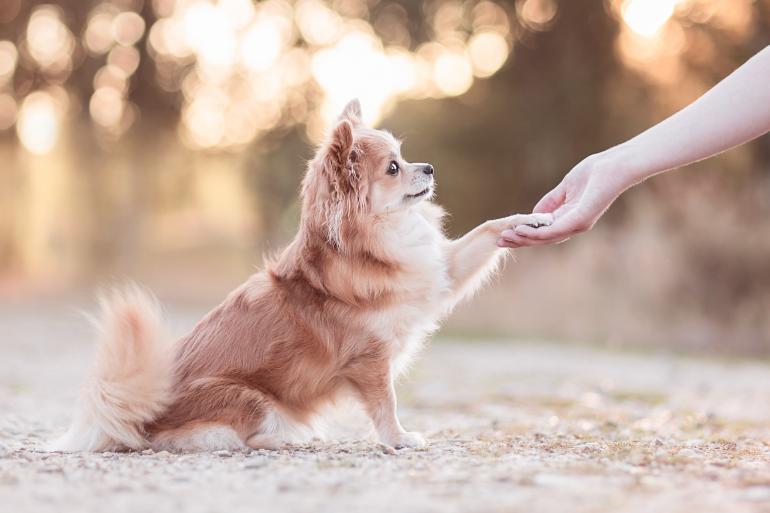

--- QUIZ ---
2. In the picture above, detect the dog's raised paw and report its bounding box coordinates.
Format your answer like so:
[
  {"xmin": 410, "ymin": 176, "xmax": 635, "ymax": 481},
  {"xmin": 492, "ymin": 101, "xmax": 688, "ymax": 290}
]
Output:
[{"xmin": 524, "ymin": 213, "xmax": 554, "ymax": 228}]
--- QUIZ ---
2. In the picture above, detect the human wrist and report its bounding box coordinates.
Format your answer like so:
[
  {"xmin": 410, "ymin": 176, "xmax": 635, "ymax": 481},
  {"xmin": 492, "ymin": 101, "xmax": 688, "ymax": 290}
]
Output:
[{"xmin": 593, "ymin": 143, "xmax": 654, "ymax": 191}]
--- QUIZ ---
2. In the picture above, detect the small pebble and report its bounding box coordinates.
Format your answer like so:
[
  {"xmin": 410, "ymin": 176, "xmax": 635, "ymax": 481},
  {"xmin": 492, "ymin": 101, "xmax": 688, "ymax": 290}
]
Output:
[{"xmin": 377, "ymin": 444, "xmax": 397, "ymax": 455}]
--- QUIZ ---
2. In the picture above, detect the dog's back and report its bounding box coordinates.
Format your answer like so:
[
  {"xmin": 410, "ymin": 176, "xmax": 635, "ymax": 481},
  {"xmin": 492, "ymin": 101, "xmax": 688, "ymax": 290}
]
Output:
[{"xmin": 49, "ymin": 99, "xmax": 549, "ymax": 452}]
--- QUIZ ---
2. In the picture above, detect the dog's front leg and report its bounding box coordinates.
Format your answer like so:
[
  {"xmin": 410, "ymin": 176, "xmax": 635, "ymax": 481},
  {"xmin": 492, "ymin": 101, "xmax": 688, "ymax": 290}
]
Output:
[
  {"xmin": 345, "ymin": 356, "xmax": 425, "ymax": 449},
  {"xmin": 444, "ymin": 213, "xmax": 553, "ymax": 308}
]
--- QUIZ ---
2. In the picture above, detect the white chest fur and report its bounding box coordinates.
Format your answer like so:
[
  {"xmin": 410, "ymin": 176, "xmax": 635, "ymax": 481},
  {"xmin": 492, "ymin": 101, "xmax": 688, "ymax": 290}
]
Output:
[{"xmin": 368, "ymin": 206, "xmax": 451, "ymax": 371}]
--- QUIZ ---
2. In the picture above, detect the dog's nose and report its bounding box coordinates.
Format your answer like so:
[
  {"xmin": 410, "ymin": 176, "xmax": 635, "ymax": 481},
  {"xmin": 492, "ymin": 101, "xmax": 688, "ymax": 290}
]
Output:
[{"xmin": 422, "ymin": 164, "xmax": 434, "ymax": 176}]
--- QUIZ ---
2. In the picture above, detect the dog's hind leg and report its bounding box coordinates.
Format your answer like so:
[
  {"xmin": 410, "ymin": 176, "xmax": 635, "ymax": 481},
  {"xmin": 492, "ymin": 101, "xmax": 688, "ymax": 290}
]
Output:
[
  {"xmin": 148, "ymin": 377, "xmax": 275, "ymax": 452},
  {"xmin": 245, "ymin": 407, "xmax": 322, "ymax": 449},
  {"xmin": 244, "ymin": 433, "xmax": 282, "ymax": 450},
  {"xmin": 151, "ymin": 422, "xmax": 245, "ymax": 452},
  {"xmin": 150, "ymin": 378, "xmax": 321, "ymax": 451}
]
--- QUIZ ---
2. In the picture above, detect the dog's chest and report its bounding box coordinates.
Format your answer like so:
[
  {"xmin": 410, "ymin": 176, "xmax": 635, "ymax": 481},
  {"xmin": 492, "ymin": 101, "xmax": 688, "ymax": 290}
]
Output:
[{"xmin": 368, "ymin": 211, "xmax": 450, "ymax": 353}]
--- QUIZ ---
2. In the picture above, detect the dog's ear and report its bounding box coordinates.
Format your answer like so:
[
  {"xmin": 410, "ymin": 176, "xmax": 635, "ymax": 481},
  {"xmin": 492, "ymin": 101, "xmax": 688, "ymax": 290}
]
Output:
[
  {"xmin": 319, "ymin": 119, "xmax": 362, "ymax": 249},
  {"xmin": 337, "ymin": 99, "xmax": 362, "ymax": 126},
  {"xmin": 324, "ymin": 120, "xmax": 354, "ymax": 184}
]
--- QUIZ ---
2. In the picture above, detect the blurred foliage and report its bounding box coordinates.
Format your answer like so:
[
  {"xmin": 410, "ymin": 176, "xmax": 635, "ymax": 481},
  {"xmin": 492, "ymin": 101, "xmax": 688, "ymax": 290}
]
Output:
[{"xmin": 1, "ymin": 0, "xmax": 769, "ymax": 351}]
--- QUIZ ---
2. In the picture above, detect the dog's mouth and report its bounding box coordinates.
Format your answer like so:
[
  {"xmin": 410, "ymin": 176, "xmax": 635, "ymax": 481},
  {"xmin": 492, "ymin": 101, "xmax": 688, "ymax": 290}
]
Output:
[{"xmin": 404, "ymin": 187, "xmax": 431, "ymax": 201}]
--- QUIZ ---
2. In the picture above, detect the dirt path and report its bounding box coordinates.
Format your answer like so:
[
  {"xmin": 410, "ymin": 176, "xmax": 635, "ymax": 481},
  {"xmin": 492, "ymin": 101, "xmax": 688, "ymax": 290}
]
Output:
[{"xmin": 2, "ymin": 304, "xmax": 770, "ymax": 513}]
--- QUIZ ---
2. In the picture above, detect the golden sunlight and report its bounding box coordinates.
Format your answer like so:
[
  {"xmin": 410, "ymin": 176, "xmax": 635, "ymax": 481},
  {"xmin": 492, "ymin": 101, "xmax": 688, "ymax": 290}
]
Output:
[
  {"xmin": 17, "ymin": 91, "xmax": 61, "ymax": 155},
  {"xmin": 311, "ymin": 29, "xmax": 393, "ymax": 124},
  {"xmin": 518, "ymin": 0, "xmax": 558, "ymax": 31},
  {"xmin": 90, "ymin": 87, "xmax": 125, "ymax": 129},
  {"xmin": 1, "ymin": 0, "xmax": 520, "ymax": 152},
  {"xmin": 112, "ymin": 11, "xmax": 146, "ymax": 47},
  {"xmin": 433, "ymin": 51, "xmax": 474, "ymax": 96},
  {"xmin": 621, "ymin": 0, "xmax": 682, "ymax": 38},
  {"xmin": 468, "ymin": 31, "xmax": 510, "ymax": 78},
  {"xmin": 26, "ymin": 5, "xmax": 75, "ymax": 74},
  {"xmin": 239, "ymin": 19, "xmax": 285, "ymax": 72},
  {"xmin": 0, "ymin": 94, "xmax": 17, "ymax": 130},
  {"xmin": 0, "ymin": 41, "xmax": 18, "ymax": 84},
  {"xmin": 3, "ymin": 0, "xmax": 757, "ymax": 156},
  {"xmin": 142, "ymin": 0, "xmax": 514, "ymax": 150},
  {"xmin": 84, "ymin": 7, "xmax": 116, "ymax": 55}
]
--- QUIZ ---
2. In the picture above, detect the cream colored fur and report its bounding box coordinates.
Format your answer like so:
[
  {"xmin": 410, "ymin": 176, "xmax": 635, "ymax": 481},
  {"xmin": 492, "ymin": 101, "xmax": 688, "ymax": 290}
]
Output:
[
  {"xmin": 49, "ymin": 100, "xmax": 552, "ymax": 453},
  {"xmin": 49, "ymin": 286, "xmax": 173, "ymax": 452}
]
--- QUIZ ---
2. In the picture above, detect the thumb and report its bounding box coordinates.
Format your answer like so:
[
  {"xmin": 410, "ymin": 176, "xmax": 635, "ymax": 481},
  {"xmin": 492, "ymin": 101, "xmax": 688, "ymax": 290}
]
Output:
[{"xmin": 532, "ymin": 182, "xmax": 567, "ymax": 214}]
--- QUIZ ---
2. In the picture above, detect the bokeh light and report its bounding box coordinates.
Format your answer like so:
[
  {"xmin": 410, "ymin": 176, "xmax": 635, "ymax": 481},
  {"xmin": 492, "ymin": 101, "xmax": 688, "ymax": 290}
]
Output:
[
  {"xmin": 25, "ymin": 5, "xmax": 75, "ymax": 76},
  {"xmin": 0, "ymin": 41, "xmax": 18, "ymax": 84},
  {"xmin": 84, "ymin": 6, "xmax": 118, "ymax": 55},
  {"xmin": 518, "ymin": 0, "xmax": 558, "ymax": 31},
  {"xmin": 1, "ymin": 0, "xmax": 518, "ymax": 152},
  {"xmin": 0, "ymin": 0, "xmax": 761, "ymax": 155},
  {"xmin": 90, "ymin": 87, "xmax": 125, "ymax": 129},
  {"xmin": 108, "ymin": 45, "xmax": 141, "ymax": 76},
  {"xmin": 468, "ymin": 31, "xmax": 510, "ymax": 77},
  {"xmin": 610, "ymin": 0, "xmax": 748, "ymax": 86},
  {"xmin": 433, "ymin": 51, "xmax": 474, "ymax": 96},
  {"xmin": 16, "ymin": 91, "xmax": 62, "ymax": 155},
  {"xmin": 621, "ymin": 0, "xmax": 682, "ymax": 38},
  {"xmin": 0, "ymin": 94, "xmax": 17, "ymax": 130},
  {"xmin": 1, "ymin": 0, "xmax": 769, "ymax": 361},
  {"xmin": 144, "ymin": 0, "xmax": 514, "ymax": 150},
  {"xmin": 112, "ymin": 11, "xmax": 145, "ymax": 46}
]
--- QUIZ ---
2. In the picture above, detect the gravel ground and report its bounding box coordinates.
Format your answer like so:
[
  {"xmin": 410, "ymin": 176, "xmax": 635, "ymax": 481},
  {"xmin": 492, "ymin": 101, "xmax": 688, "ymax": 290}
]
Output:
[{"xmin": 2, "ymin": 303, "xmax": 770, "ymax": 513}]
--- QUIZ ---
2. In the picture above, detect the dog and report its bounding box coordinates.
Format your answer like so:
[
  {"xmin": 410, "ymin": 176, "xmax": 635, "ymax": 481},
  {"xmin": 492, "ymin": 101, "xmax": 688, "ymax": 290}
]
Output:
[{"xmin": 50, "ymin": 100, "xmax": 552, "ymax": 452}]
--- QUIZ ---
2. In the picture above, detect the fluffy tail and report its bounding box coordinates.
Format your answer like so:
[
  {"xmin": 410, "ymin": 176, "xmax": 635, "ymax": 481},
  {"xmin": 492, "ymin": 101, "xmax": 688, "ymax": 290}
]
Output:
[{"xmin": 49, "ymin": 286, "xmax": 174, "ymax": 452}]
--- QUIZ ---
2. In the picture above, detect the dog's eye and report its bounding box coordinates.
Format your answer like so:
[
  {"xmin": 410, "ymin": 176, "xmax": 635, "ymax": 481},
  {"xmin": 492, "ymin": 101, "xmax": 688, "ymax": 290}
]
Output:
[{"xmin": 386, "ymin": 161, "xmax": 399, "ymax": 175}]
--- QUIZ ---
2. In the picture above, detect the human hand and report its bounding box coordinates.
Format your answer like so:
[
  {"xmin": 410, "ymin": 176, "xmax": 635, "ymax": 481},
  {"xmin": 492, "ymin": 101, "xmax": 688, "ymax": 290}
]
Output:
[
  {"xmin": 486, "ymin": 212, "xmax": 553, "ymax": 235},
  {"xmin": 499, "ymin": 46, "xmax": 770, "ymax": 249},
  {"xmin": 497, "ymin": 152, "xmax": 635, "ymax": 247}
]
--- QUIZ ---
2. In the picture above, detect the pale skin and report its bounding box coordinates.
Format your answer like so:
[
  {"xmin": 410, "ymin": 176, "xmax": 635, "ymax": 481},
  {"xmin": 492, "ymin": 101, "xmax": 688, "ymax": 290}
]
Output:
[{"xmin": 498, "ymin": 45, "xmax": 770, "ymax": 248}]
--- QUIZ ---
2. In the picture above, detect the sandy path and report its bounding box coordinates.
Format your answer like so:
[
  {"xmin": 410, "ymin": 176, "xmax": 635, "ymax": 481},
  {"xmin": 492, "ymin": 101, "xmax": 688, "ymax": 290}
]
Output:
[{"xmin": 2, "ymin": 303, "xmax": 770, "ymax": 513}]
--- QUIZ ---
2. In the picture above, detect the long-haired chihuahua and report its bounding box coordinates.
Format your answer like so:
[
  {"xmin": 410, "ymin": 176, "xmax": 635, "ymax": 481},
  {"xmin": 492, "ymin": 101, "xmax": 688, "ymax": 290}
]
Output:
[{"xmin": 51, "ymin": 100, "xmax": 551, "ymax": 452}]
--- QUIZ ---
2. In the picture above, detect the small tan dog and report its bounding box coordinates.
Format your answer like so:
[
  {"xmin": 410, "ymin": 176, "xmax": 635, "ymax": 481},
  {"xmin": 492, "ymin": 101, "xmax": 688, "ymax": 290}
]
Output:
[{"xmin": 51, "ymin": 100, "xmax": 551, "ymax": 452}]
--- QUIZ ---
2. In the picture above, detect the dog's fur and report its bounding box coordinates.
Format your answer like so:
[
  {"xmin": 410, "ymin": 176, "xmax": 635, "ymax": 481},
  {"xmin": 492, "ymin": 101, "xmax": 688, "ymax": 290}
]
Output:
[{"xmin": 50, "ymin": 100, "xmax": 551, "ymax": 452}]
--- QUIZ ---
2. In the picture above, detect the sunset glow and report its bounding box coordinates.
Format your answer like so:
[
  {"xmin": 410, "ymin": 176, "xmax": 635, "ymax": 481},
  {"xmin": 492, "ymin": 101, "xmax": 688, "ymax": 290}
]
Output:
[
  {"xmin": 17, "ymin": 91, "xmax": 61, "ymax": 155},
  {"xmin": 621, "ymin": 0, "xmax": 682, "ymax": 38},
  {"xmin": 146, "ymin": 0, "xmax": 513, "ymax": 149},
  {"xmin": 1, "ymin": 0, "xmax": 755, "ymax": 154}
]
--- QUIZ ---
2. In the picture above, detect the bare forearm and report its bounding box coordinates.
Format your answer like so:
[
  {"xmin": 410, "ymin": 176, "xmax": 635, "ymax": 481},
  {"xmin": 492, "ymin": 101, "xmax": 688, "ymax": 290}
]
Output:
[
  {"xmin": 614, "ymin": 46, "xmax": 770, "ymax": 186},
  {"xmin": 505, "ymin": 47, "xmax": 770, "ymax": 248}
]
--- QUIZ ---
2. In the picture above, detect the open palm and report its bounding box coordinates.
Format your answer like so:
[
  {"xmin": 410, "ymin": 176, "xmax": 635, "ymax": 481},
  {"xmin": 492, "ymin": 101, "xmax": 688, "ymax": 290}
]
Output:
[{"xmin": 498, "ymin": 155, "xmax": 631, "ymax": 247}]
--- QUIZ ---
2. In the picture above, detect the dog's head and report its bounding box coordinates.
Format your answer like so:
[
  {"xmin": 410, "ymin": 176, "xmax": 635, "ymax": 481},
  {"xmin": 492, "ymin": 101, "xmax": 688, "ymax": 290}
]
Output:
[{"xmin": 301, "ymin": 99, "xmax": 435, "ymax": 250}]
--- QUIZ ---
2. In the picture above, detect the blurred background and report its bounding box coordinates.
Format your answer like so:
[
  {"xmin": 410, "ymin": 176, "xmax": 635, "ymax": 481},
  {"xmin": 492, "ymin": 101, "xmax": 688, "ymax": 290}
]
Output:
[{"xmin": 0, "ymin": 0, "xmax": 768, "ymax": 354}]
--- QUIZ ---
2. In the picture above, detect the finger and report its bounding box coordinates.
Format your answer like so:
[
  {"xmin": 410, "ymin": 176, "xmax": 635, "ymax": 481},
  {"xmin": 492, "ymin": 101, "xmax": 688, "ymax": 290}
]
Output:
[
  {"xmin": 532, "ymin": 183, "xmax": 567, "ymax": 214},
  {"xmin": 500, "ymin": 231, "xmax": 568, "ymax": 247},
  {"xmin": 513, "ymin": 220, "xmax": 576, "ymax": 241},
  {"xmin": 496, "ymin": 237, "xmax": 521, "ymax": 249},
  {"xmin": 501, "ymin": 229, "xmax": 558, "ymax": 245}
]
